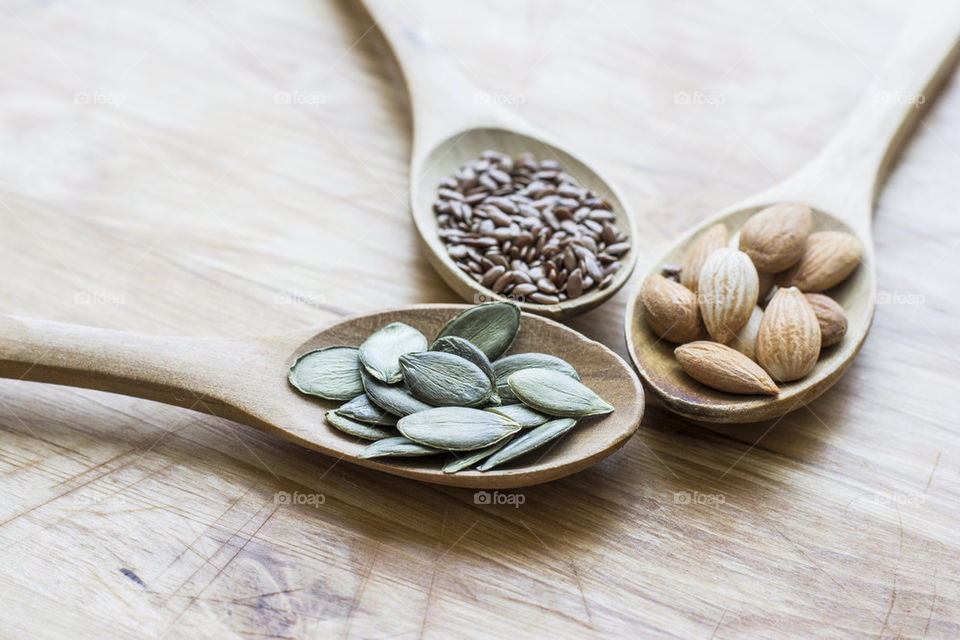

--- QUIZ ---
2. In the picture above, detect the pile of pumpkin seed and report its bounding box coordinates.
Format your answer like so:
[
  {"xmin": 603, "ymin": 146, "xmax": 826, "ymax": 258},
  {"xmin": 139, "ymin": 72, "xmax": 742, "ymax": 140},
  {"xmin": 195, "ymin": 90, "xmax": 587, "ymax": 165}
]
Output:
[{"xmin": 288, "ymin": 302, "xmax": 614, "ymax": 473}]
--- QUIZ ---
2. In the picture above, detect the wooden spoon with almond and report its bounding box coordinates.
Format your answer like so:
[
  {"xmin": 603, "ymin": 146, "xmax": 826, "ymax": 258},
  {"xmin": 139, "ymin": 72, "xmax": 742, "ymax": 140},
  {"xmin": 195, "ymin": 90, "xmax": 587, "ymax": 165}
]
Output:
[
  {"xmin": 625, "ymin": 9, "xmax": 960, "ymax": 423},
  {"xmin": 0, "ymin": 305, "xmax": 643, "ymax": 488}
]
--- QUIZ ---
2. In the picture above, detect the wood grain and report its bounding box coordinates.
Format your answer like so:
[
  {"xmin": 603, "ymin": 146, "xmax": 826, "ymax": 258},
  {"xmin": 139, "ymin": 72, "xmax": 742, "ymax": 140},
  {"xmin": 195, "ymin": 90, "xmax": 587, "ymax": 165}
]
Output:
[{"xmin": 0, "ymin": 0, "xmax": 958, "ymax": 638}]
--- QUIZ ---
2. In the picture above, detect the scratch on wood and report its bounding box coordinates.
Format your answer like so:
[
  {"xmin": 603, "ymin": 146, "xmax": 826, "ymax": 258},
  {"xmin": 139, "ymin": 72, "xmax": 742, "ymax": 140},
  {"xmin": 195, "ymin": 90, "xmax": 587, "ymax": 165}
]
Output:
[
  {"xmin": 518, "ymin": 519, "xmax": 595, "ymax": 630},
  {"xmin": 154, "ymin": 481, "xmax": 257, "ymax": 585},
  {"xmin": 924, "ymin": 451, "xmax": 941, "ymax": 492},
  {"xmin": 773, "ymin": 526, "xmax": 885, "ymax": 627},
  {"xmin": 162, "ymin": 502, "xmax": 278, "ymax": 635},
  {"xmin": 436, "ymin": 520, "xmax": 478, "ymax": 563},
  {"xmin": 0, "ymin": 457, "xmax": 179, "ymax": 555},
  {"xmin": 923, "ymin": 570, "xmax": 937, "ymax": 638},
  {"xmin": 160, "ymin": 493, "xmax": 268, "ymax": 610},
  {"xmin": 342, "ymin": 543, "xmax": 380, "ymax": 640},
  {"xmin": 94, "ymin": 572, "xmax": 134, "ymax": 610},
  {"xmin": 570, "ymin": 566, "xmax": 595, "ymax": 630},
  {"xmin": 0, "ymin": 446, "xmax": 133, "ymax": 530},
  {"xmin": 417, "ymin": 568, "xmax": 438, "ymax": 640},
  {"xmin": 53, "ymin": 448, "xmax": 137, "ymax": 488},
  {"xmin": 896, "ymin": 508, "xmax": 903, "ymax": 556},
  {"xmin": 710, "ymin": 608, "xmax": 727, "ymax": 640},
  {"xmin": 878, "ymin": 575, "xmax": 897, "ymax": 639},
  {"xmin": 0, "ymin": 418, "xmax": 89, "ymax": 460}
]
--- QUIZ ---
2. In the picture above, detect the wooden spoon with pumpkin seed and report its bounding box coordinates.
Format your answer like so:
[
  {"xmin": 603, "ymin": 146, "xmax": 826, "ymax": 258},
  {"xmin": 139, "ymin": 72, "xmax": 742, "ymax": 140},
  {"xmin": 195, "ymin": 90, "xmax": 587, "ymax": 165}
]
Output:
[{"xmin": 0, "ymin": 305, "xmax": 643, "ymax": 488}]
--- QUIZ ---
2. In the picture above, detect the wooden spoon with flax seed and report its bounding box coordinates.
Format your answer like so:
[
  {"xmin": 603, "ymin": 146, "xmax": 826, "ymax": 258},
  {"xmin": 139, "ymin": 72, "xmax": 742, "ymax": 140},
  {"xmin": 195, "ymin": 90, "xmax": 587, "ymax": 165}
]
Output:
[{"xmin": 358, "ymin": 0, "xmax": 637, "ymax": 319}]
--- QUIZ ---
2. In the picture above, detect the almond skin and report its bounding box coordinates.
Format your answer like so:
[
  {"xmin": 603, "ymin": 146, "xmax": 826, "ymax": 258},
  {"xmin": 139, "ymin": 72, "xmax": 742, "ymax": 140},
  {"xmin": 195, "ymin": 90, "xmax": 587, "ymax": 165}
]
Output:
[
  {"xmin": 804, "ymin": 293, "xmax": 847, "ymax": 347},
  {"xmin": 640, "ymin": 275, "xmax": 703, "ymax": 343},
  {"xmin": 778, "ymin": 231, "xmax": 862, "ymax": 292},
  {"xmin": 730, "ymin": 306, "xmax": 763, "ymax": 361},
  {"xmin": 739, "ymin": 203, "xmax": 812, "ymax": 273},
  {"xmin": 756, "ymin": 287, "xmax": 821, "ymax": 381},
  {"xmin": 681, "ymin": 223, "xmax": 728, "ymax": 292},
  {"xmin": 675, "ymin": 341, "xmax": 779, "ymax": 395},
  {"xmin": 697, "ymin": 248, "xmax": 759, "ymax": 344}
]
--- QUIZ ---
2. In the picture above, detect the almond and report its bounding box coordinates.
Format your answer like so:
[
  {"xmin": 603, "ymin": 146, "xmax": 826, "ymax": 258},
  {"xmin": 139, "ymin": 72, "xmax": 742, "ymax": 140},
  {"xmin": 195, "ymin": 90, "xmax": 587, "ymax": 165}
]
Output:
[
  {"xmin": 639, "ymin": 275, "xmax": 703, "ymax": 343},
  {"xmin": 778, "ymin": 231, "xmax": 862, "ymax": 292},
  {"xmin": 756, "ymin": 287, "xmax": 821, "ymax": 381},
  {"xmin": 730, "ymin": 306, "xmax": 763, "ymax": 361},
  {"xmin": 758, "ymin": 272, "xmax": 776, "ymax": 306},
  {"xmin": 675, "ymin": 341, "xmax": 779, "ymax": 395},
  {"xmin": 739, "ymin": 203, "xmax": 812, "ymax": 273},
  {"xmin": 681, "ymin": 223, "xmax": 728, "ymax": 292},
  {"xmin": 804, "ymin": 293, "xmax": 847, "ymax": 347},
  {"xmin": 697, "ymin": 248, "xmax": 759, "ymax": 344}
]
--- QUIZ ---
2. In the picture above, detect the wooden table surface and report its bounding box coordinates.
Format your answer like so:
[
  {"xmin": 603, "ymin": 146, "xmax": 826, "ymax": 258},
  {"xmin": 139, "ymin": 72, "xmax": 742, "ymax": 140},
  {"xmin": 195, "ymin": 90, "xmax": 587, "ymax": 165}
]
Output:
[{"xmin": 1, "ymin": 1, "xmax": 958, "ymax": 637}]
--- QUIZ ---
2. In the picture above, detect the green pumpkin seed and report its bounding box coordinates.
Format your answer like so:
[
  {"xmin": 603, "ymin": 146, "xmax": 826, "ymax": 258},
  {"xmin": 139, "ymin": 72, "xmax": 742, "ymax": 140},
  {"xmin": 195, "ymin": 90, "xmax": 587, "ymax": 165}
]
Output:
[
  {"xmin": 443, "ymin": 440, "xmax": 509, "ymax": 473},
  {"xmin": 486, "ymin": 404, "xmax": 549, "ymax": 428},
  {"xmin": 431, "ymin": 336, "xmax": 497, "ymax": 391},
  {"xmin": 508, "ymin": 369, "xmax": 613, "ymax": 417},
  {"xmin": 359, "ymin": 322, "xmax": 427, "ymax": 383},
  {"xmin": 397, "ymin": 407, "xmax": 521, "ymax": 451},
  {"xmin": 336, "ymin": 394, "xmax": 397, "ymax": 426},
  {"xmin": 325, "ymin": 411, "xmax": 395, "ymax": 441},
  {"xmin": 288, "ymin": 346, "xmax": 363, "ymax": 401},
  {"xmin": 399, "ymin": 351, "xmax": 496, "ymax": 407},
  {"xmin": 361, "ymin": 370, "xmax": 433, "ymax": 416},
  {"xmin": 477, "ymin": 418, "xmax": 578, "ymax": 471},
  {"xmin": 356, "ymin": 436, "xmax": 443, "ymax": 459},
  {"xmin": 434, "ymin": 302, "xmax": 520, "ymax": 360},
  {"xmin": 493, "ymin": 353, "xmax": 579, "ymax": 403}
]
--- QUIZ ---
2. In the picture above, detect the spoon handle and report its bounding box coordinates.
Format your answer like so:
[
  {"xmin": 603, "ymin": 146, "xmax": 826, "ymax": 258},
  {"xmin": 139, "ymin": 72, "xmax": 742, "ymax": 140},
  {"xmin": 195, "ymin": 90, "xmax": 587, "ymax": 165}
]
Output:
[
  {"xmin": 0, "ymin": 315, "xmax": 247, "ymax": 418},
  {"xmin": 777, "ymin": 6, "xmax": 960, "ymax": 228},
  {"xmin": 359, "ymin": 0, "xmax": 506, "ymax": 156}
]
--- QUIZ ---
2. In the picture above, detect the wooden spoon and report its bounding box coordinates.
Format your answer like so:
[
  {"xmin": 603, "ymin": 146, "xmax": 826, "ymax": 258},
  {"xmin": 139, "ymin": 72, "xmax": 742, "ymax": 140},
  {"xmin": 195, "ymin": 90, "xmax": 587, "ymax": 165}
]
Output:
[
  {"xmin": 0, "ymin": 305, "xmax": 643, "ymax": 488},
  {"xmin": 359, "ymin": 0, "xmax": 637, "ymax": 319},
  {"xmin": 625, "ymin": 10, "xmax": 960, "ymax": 423}
]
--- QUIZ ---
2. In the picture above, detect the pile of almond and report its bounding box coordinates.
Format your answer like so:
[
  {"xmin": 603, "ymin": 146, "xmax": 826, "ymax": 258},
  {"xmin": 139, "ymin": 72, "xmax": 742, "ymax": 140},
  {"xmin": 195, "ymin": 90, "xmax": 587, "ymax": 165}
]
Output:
[{"xmin": 639, "ymin": 203, "xmax": 861, "ymax": 395}]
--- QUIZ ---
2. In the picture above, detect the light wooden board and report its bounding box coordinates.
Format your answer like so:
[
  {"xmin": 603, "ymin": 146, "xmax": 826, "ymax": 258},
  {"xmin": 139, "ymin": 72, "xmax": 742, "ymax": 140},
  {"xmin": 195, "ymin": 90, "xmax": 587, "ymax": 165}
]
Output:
[{"xmin": 0, "ymin": 0, "xmax": 958, "ymax": 637}]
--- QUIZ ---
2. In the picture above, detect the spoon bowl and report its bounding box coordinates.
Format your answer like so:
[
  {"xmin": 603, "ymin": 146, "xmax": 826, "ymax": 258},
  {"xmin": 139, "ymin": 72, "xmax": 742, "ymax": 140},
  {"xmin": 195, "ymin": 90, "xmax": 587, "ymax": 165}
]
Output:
[
  {"xmin": 625, "ymin": 9, "xmax": 960, "ymax": 422},
  {"xmin": 0, "ymin": 305, "xmax": 644, "ymax": 488},
  {"xmin": 412, "ymin": 127, "xmax": 636, "ymax": 318},
  {"xmin": 627, "ymin": 204, "xmax": 875, "ymax": 423},
  {"xmin": 362, "ymin": 0, "xmax": 636, "ymax": 319}
]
